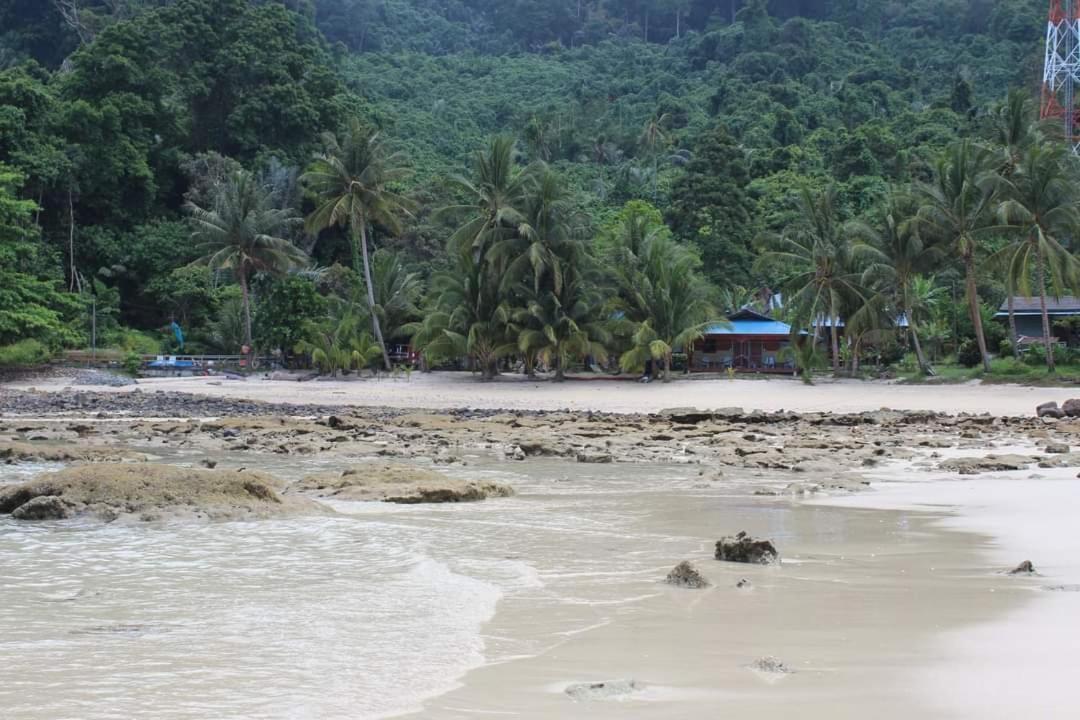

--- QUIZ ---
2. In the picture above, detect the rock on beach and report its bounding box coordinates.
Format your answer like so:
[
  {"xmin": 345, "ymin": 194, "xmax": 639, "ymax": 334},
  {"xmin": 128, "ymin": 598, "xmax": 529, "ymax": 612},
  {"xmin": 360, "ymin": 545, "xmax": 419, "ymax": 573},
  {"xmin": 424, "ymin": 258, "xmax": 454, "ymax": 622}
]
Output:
[
  {"xmin": 715, "ymin": 531, "xmax": 780, "ymax": 565},
  {"xmin": 292, "ymin": 462, "xmax": 513, "ymax": 504}
]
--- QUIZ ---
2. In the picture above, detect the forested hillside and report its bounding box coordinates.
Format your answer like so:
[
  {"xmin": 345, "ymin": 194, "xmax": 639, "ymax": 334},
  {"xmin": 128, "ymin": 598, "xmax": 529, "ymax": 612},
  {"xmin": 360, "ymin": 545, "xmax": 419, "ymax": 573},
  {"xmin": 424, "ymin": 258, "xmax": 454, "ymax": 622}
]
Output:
[{"xmin": 0, "ymin": 0, "xmax": 1068, "ymax": 379}]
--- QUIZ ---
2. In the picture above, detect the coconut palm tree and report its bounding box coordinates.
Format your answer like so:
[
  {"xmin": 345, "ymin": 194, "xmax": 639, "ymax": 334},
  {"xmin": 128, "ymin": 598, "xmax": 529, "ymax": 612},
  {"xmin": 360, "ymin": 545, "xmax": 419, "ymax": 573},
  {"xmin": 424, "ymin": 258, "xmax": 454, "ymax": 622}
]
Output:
[
  {"xmin": 516, "ymin": 274, "xmax": 610, "ymax": 382},
  {"xmin": 990, "ymin": 139, "xmax": 1080, "ymax": 372},
  {"xmin": 187, "ymin": 170, "xmax": 306, "ymax": 348},
  {"xmin": 853, "ymin": 195, "xmax": 942, "ymax": 375},
  {"xmin": 301, "ymin": 121, "xmax": 414, "ymax": 370},
  {"xmin": 369, "ymin": 249, "xmax": 424, "ymax": 345},
  {"xmin": 442, "ymin": 136, "xmax": 534, "ymax": 266},
  {"xmin": 991, "ymin": 91, "xmax": 1039, "ymax": 355},
  {"xmin": 913, "ymin": 141, "xmax": 999, "ymax": 373},
  {"xmin": 614, "ymin": 230, "xmax": 715, "ymax": 382},
  {"xmin": 757, "ymin": 187, "xmax": 866, "ymax": 373}
]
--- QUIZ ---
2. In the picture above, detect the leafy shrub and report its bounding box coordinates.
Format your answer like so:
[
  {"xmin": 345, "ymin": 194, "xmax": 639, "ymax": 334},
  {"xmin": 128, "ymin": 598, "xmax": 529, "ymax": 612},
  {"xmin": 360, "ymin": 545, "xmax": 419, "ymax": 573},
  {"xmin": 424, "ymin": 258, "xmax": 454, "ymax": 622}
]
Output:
[
  {"xmin": 1023, "ymin": 343, "xmax": 1047, "ymax": 367},
  {"xmin": 122, "ymin": 350, "xmax": 143, "ymax": 377},
  {"xmin": 998, "ymin": 339, "xmax": 1013, "ymax": 357},
  {"xmin": 957, "ymin": 339, "xmax": 982, "ymax": 368},
  {"xmin": 0, "ymin": 339, "xmax": 50, "ymax": 367}
]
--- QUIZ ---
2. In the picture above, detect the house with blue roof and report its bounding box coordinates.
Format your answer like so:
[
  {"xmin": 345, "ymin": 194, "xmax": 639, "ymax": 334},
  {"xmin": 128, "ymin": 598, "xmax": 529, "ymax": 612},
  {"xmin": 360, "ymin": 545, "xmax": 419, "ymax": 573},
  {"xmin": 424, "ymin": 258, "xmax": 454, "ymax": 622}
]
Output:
[{"xmin": 689, "ymin": 308, "xmax": 796, "ymax": 373}]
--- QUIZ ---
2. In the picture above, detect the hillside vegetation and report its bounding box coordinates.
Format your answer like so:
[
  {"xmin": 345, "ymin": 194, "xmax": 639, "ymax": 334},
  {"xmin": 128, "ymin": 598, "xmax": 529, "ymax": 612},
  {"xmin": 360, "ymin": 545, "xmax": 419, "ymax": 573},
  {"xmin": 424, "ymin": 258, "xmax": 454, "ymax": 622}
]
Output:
[{"xmin": 4, "ymin": 0, "xmax": 1074, "ymax": 381}]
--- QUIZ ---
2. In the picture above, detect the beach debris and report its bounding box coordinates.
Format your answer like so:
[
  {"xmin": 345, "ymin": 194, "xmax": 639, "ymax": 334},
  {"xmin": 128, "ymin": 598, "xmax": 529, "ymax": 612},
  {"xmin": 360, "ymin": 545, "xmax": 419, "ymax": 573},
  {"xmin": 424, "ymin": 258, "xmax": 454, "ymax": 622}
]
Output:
[
  {"xmin": 1037, "ymin": 401, "xmax": 1065, "ymax": 419},
  {"xmin": 665, "ymin": 561, "xmax": 710, "ymax": 589},
  {"xmin": 749, "ymin": 656, "xmax": 795, "ymax": 674},
  {"xmin": 508, "ymin": 445, "xmax": 526, "ymax": 461},
  {"xmin": 1042, "ymin": 584, "xmax": 1080, "ymax": 592},
  {"xmin": 200, "ymin": 459, "xmax": 218, "ymax": 469},
  {"xmin": 938, "ymin": 454, "xmax": 1032, "ymax": 475},
  {"xmin": 1063, "ymin": 399, "xmax": 1080, "ymax": 417},
  {"xmin": 736, "ymin": 578, "xmax": 752, "ymax": 589},
  {"xmin": 1008, "ymin": 560, "xmax": 1037, "ymax": 575},
  {"xmin": 1044, "ymin": 442, "xmax": 1070, "ymax": 454},
  {"xmin": 564, "ymin": 679, "xmax": 643, "ymax": 701},
  {"xmin": 715, "ymin": 531, "xmax": 779, "ymax": 565}
]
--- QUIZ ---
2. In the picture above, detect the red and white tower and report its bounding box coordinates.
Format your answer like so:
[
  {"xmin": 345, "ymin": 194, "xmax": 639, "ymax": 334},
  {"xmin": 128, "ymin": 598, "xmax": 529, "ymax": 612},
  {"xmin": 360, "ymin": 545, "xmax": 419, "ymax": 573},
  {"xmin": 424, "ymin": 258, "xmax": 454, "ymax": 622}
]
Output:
[{"xmin": 1042, "ymin": 1, "xmax": 1080, "ymax": 153}]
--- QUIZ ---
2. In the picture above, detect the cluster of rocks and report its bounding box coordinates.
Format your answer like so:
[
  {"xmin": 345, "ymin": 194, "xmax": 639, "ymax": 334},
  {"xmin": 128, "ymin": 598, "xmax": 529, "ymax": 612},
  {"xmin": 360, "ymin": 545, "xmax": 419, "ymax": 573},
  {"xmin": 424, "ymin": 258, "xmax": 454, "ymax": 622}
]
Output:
[
  {"xmin": 69, "ymin": 369, "xmax": 137, "ymax": 388},
  {"xmin": 1036, "ymin": 399, "xmax": 1080, "ymax": 420}
]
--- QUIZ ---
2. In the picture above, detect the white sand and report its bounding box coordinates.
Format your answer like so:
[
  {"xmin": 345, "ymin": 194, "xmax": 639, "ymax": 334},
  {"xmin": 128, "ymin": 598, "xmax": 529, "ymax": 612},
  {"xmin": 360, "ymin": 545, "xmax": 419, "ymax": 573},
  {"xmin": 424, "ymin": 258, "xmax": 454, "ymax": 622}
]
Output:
[
  {"xmin": 815, "ymin": 455, "xmax": 1080, "ymax": 718},
  {"xmin": 13, "ymin": 372, "xmax": 1071, "ymax": 416}
]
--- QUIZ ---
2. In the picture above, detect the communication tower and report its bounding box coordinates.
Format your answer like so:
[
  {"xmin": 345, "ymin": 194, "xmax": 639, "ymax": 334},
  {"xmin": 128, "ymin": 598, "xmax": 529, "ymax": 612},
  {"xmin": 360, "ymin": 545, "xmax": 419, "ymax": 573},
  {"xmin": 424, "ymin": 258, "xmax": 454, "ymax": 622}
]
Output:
[{"xmin": 1042, "ymin": 1, "xmax": 1080, "ymax": 153}]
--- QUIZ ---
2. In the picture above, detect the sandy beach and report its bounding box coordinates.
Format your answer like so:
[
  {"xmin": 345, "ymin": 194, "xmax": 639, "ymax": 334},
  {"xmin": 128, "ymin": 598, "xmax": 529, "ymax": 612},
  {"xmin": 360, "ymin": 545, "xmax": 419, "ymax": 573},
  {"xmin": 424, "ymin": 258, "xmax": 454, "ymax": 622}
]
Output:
[
  {"xmin": 1, "ymin": 377, "xmax": 1078, "ymax": 718},
  {"xmin": 8, "ymin": 371, "xmax": 1072, "ymax": 416}
]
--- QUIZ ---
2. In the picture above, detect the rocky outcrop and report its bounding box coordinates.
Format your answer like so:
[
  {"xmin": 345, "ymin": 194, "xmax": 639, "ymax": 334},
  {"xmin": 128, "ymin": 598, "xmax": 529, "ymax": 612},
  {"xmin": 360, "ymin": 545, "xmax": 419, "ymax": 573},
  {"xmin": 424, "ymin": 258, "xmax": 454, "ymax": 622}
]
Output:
[
  {"xmin": 0, "ymin": 464, "xmax": 324, "ymax": 522},
  {"xmin": 293, "ymin": 462, "xmax": 513, "ymax": 504},
  {"xmin": 665, "ymin": 561, "xmax": 710, "ymax": 589},
  {"xmin": 1045, "ymin": 442, "xmax": 1070, "ymax": 454},
  {"xmin": 715, "ymin": 531, "xmax": 779, "ymax": 565},
  {"xmin": 938, "ymin": 454, "xmax": 1032, "ymax": 475},
  {"xmin": 575, "ymin": 452, "xmax": 613, "ymax": 464},
  {"xmin": 1063, "ymin": 399, "xmax": 1080, "ymax": 417},
  {"xmin": 1037, "ymin": 401, "xmax": 1065, "ymax": 419}
]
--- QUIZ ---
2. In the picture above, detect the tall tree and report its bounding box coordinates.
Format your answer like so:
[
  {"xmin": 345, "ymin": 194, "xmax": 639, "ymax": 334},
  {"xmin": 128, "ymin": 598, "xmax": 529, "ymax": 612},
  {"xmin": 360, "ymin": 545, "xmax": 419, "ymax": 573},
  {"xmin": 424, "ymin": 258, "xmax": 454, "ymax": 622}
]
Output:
[
  {"xmin": 667, "ymin": 123, "xmax": 755, "ymax": 287},
  {"xmin": 854, "ymin": 195, "xmax": 941, "ymax": 375},
  {"xmin": 302, "ymin": 121, "xmax": 414, "ymax": 370},
  {"xmin": 914, "ymin": 141, "xmax": 999, "ymax": 373},
  {"xmin": 187, "ymin": 169, "xmax": 306, "ymax": 349}
]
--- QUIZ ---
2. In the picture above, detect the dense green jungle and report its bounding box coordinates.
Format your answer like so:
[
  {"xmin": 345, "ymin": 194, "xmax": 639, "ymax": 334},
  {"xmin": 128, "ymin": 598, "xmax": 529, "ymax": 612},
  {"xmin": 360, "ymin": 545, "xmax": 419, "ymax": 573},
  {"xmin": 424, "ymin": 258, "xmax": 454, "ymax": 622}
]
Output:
[{"xmin": 3, "ymin": 0, "xmax": 1077, "ymax": 381}]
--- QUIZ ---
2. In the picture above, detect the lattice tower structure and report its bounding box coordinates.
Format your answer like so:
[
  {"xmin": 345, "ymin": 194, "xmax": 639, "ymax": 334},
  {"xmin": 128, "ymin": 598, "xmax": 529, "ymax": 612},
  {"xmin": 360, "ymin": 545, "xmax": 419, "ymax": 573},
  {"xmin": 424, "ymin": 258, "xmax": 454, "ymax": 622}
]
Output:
[{"xmin": 1043, "ymin": 1, "xmax": 1080, "ymax": 153}]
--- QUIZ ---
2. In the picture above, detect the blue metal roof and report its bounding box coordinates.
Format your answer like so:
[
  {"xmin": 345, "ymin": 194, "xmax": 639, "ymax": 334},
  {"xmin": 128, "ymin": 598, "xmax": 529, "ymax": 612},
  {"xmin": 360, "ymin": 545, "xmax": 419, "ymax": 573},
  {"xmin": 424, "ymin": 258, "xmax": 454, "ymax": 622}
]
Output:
[{"xmin": 705, "ymin": 319, "xmax": 793, "ymax": 336}]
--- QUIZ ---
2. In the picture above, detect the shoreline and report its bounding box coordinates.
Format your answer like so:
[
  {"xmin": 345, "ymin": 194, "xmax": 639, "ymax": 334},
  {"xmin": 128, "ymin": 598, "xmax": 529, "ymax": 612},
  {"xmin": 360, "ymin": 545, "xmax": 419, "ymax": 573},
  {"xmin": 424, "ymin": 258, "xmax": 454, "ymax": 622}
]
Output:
[{"xmin": 3, "ymin": 371, "xmax": 1072, "ymax": 417}]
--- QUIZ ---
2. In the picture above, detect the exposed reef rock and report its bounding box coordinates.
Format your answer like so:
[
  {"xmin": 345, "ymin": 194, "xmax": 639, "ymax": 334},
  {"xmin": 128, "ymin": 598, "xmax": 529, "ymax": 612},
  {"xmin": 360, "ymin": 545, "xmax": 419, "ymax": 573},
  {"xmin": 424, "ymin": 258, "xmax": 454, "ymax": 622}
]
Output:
[
  {"xmin": 715, "ymin": 531, "xmax": 779, "ymax": 565},
  {"xmin": 0, "ymin": 440, "xmax": 147, "ymax": 464},
  {"xmin": 564, "ymin": 679, "xmax": 643, "ymax": 701},
  {"xmin": 293, "ymin": 462, "xmax": 513, "ymax": 504},
  {"xmin": 665, "ymin": 561, "xmax": 710, "ymax": 589},
  {"xmin": 0, "ymin": 464, "xmax": 323, "ymax": 522}
]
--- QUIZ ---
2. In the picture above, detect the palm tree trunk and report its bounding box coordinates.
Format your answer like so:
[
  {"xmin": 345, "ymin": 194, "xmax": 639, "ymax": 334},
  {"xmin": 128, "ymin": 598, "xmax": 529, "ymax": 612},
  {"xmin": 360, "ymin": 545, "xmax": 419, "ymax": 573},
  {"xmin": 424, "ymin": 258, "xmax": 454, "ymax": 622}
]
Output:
[
  {"xmin": 964, "ymin": 253, "xmax": 992, "ymax": 373},
  {"xmin": 908, "ymin": 316, "xmax": 933, "ymax": 376},
  {"xmin": 239, "ymin": 269, "xmax": 253, "ymax": 349},
  {"xmin": 829, "ymin": 311, "xmax": 840, "ymax": 373},
  {"xmin": 662, "ymin": 352, "xmax": 672, "ymax": 383},
  {"xmin": 1037, "ymin": 244, "xmax": 1056, "ymax": 373},
  {"xmin": 555, "ymin": 353, "xmax": 565, "ymax": 382},
  {"xmin": 356, "ymin": 222, "xmax": 392, "ymax": 371},
  {"xmin": 1006, "ymin": 293, "xmax": 1019, "ymax": 358}
]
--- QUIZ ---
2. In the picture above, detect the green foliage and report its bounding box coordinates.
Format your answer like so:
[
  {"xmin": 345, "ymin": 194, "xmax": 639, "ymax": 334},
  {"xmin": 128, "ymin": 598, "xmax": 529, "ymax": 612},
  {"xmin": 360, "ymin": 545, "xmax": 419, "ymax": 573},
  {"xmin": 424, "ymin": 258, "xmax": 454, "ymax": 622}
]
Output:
[
  {"xmin": 122, "ymin": 349, "xmax": 143, "ymax": 377},
  {"xmin": 0, "ymin": 338, "xmax": 50, "ymax": 367},
  {"xmin": 957, "ymin": 338, "xmax": 983, "ymax": 368},
  {"xmin": 254, "ymin": 275, "xmax": 327, "ymax": 355},
  {"xmin": 0, "ymin": 163, "xmax": 81, "ymax": 347}
]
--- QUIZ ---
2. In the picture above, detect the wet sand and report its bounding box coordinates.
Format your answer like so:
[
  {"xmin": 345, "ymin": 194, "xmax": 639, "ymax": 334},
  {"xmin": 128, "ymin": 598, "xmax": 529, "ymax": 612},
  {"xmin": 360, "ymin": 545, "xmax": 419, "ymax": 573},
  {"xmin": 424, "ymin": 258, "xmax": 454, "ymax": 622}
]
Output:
[{"xmin": 8, "ymin": 371, "xmax": 1070, "ymax": 416}]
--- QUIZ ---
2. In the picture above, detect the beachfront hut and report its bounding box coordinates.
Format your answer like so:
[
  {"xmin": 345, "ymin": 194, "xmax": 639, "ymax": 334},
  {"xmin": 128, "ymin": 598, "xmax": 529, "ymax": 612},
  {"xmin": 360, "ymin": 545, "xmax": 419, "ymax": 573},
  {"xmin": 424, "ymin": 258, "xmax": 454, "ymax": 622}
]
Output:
[
  {"xmin": 995, "ymin": 297, "xmax": 1080, "ymax": 346},
  {"xmin": 689, "ymin": 309, "xmax": 795, "ymax": 373}
]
